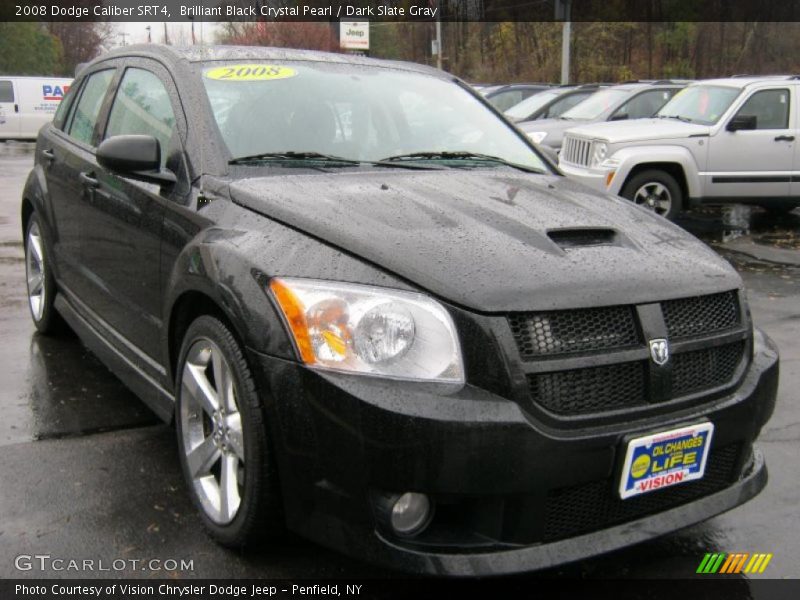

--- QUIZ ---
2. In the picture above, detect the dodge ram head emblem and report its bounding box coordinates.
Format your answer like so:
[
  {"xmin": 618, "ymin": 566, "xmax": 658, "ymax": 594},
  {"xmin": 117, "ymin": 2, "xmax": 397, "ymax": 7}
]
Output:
[{"xmin": 649, "ymin": 338, "xmax": 670, "ymax": 366}]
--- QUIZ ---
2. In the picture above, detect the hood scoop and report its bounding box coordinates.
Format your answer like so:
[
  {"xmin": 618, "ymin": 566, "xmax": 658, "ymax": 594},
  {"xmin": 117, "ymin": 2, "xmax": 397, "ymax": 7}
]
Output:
[{"xmin": 547, "ymin": 228, "xmax": 619, "ymax": 249}]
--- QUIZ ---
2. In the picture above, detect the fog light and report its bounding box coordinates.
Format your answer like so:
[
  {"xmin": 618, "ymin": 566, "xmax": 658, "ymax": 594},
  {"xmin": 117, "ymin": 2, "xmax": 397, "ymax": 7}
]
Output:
[{"xmin": 390, "ymin": 492, "xmax": 432, "ymax": 537}]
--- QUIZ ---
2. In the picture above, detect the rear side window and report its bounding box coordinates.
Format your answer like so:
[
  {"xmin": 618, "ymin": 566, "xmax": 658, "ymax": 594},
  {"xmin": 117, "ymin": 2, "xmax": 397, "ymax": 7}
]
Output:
[
  {"xmin": 0, "ymin": 81, "xmax": 14, "ymax": 103},
  {"xmin": 67, "ymin": 70, "xmax": 114, "ymax": 145},
  {"xmin": 735, "ymin": 89, "xmax": 790, "ymax": 129},
  {"xmin": 105, "ymin": 68, "xmax": 176, "ymax": 166}
]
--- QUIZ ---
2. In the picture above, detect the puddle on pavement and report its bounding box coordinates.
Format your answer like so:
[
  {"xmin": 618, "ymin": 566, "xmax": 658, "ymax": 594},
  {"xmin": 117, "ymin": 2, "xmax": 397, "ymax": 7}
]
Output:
[{"xmin": 2, "ymin": 331, "xmax": 160, "ymax": 446}]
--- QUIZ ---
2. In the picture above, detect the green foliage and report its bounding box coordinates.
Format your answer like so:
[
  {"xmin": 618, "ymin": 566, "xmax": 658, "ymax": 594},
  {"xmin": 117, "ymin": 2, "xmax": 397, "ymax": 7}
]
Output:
[{"xmin": 0, "ymin": 23, "xmax": 63, "ymax": 76}]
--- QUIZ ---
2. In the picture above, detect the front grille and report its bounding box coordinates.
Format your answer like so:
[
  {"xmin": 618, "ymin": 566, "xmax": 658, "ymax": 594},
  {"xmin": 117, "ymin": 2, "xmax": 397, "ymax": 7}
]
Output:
[
  {"xmin": 663, "ymin": 291, "xmax": 741, "ymax": 339},
  {"xmin": 509, "ymin": 290, "xmax": 748, "ymax": 418},
  {"xmin": 509, "ymin": 306, "xmax": 639, "ymax": 359},
  {"xmin": 562, "ymin": 135, "xmax": 594, "ymax": 167},
  {"xmin": 672, "ymin": 342, "xmax": 745, "ymax": 396},
  {"xmin": 542, "ymin": 443, "xmax": 743, "ymax": 542},
  {"xmin": 529, "ymin": 362, "xmax": 646, "ymax": 415}
]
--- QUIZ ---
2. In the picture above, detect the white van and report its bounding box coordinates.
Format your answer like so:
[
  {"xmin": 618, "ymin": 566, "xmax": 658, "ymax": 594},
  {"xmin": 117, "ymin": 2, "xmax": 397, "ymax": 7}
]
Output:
[{"xmin": 0, "ymin": 77, "xmax": 73, "ymax": 140}]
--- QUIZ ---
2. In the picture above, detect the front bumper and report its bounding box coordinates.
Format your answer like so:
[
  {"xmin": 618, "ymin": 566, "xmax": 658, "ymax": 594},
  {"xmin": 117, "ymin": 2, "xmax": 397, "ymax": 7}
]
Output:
[
  {"xmin": 248, "ymin": 329, "xmax": 778, "ymax": 576},
  {"xmin": 559, "ymin": 161, "xmax": 619, "ymax": 194}
]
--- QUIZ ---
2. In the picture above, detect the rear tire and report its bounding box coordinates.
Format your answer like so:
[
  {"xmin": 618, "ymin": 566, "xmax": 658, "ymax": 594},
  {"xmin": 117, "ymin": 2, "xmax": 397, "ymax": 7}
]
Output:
[
  {"xmin": 175, "ymin": 315, "xmax": 284, "ymax": 548},
  {"xmin": 24, "ymin": 213, "xmax": 65, "ymax": 334},
  {"xmin": 621, "ymin": 170, "xmax": 683, "ymax": 221}
]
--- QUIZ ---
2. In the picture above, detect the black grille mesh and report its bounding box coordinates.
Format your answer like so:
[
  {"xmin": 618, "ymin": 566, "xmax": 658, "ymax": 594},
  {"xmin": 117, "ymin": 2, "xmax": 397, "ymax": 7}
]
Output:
[
  {"xmin": 542, "ymin": 443, "xmax": 743, "ymax": 542},
  {"xmin": 528, "ymin": 362, "xmax": 647, "ymax": 415},
  {"xmin": 672, "ymin": 342, "xmax": 745, "ymax": 397},
  {"xmin": 508, "ymin": 306, "xmax": 639, "ymax": 359},
  {"xmin": 663, "ymin": 291, "xmax": 741, "ymax": 339}
]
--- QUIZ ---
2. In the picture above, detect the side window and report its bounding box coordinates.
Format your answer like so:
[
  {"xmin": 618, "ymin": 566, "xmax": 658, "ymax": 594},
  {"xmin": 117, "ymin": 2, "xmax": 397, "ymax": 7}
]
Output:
[
  {"xmin": 734, "ymin": 89, "xmax": 790, "ymax": 129},
  {"xmin": 0, "ymin": 81, "xmax": 14, "ymax": 103},
  {"xmin": 545, "ymin": 92, "xmax": 589, "ymax": 118},
  {"xmin": 615, "ymin": 89, "xmax": 676, "ymax": 120},
  {"xmin": 105, "ymin": 68, "xmax": 176, "ymax": 166},
  {"xmin": 67, "ymin": 70, "xmax": 114, "ymax": 145}
]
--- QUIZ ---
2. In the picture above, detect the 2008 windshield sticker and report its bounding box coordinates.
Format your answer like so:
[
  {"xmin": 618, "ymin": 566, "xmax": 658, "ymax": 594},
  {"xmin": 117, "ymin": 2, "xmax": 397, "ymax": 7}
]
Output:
[{"xmin": 204, "ymin": 65, "xmax": 297, "ymax": 81}]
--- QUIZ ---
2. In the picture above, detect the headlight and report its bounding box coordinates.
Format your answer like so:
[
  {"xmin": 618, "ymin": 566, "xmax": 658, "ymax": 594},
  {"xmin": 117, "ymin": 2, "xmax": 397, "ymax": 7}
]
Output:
[
  {"xmin": 270, "ymin": 278, "xmax": 464, "ymax": 383},
  {"xmin": 592, "ymin": 142, "xmax": 608, "ymax": 166},
  {"xmin": 527, "ymin": 131, "xmax": 548, "ymax": 144}
]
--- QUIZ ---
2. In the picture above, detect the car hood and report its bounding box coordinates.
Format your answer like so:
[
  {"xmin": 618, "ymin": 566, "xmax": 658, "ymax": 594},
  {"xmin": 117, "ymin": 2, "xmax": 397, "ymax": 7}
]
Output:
[
  {"xmin": 517, "ymin": 118, "xmax": 590, "ymax": 149},
  {"xmin": 565, "ymin": 118, "xmax": 712, "ymax": 143},
  {"xmin": 229, "ymin": 169, "xmax": 740, "ymax": 312}
]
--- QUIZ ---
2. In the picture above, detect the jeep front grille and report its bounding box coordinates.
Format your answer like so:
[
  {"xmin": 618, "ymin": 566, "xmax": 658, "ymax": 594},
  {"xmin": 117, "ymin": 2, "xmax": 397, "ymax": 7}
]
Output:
[
  {"xmin": 562, "ymin": 136, "xmax": 594, "ymax": 167},
  {"xmin": 509, "ymin": 290, "xmax": 749, "ymax": 418}
]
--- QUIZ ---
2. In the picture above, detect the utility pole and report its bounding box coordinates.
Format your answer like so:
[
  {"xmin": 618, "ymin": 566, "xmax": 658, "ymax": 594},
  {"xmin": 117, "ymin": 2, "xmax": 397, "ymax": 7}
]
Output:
[
  {"xmin": 163, "ymin": 22, "xmax": 170, "ymax": 45},
  {"xmin": 556, "ymin": 0, "xmax": 572, "ymax": 84},
  {"xmin": 145, "ymin": 26, "xmax": 151, "ymax": 43},
  {"xmin": 434, "ymin": 19, "xmax": 442, "ymax": 70},
  {"xmin": 119, "ymin": 31, "xmax": 129, "ymax": 46}
]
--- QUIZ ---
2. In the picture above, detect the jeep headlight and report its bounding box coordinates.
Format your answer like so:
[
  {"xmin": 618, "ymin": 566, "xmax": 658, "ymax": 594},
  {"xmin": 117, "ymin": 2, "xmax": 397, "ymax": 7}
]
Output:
[
  {"xmin": 270, "ymin": 278, "xmax": 464, "ymax": 383},
  {"xmin": 592, "ymin": 142, "xmax": 608, "ymax": 166},
  {"xmin": 527, "ymin": 131, "xmax": 548, "ymax": 144}
]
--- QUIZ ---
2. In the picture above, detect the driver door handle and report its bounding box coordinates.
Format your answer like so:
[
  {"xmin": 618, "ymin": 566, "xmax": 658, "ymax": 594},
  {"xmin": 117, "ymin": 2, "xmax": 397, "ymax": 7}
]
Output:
[
  {"xmin": 774, "ymin": 135, "xmax": 795, "ymax": 142},
  {"xmin": 79, "ymin": 171, "xmax": 99, "ymax": 188},
  {"xmin": 41, "ymin": 149, "xmax": 55, "ymax": 162}
]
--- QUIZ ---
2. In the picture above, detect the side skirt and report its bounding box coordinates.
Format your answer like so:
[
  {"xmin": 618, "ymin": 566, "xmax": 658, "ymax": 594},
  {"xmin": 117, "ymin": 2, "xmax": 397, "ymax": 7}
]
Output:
[{"xmin": 54, "ymin": 292, "xmax": 175, "ymax": 422}]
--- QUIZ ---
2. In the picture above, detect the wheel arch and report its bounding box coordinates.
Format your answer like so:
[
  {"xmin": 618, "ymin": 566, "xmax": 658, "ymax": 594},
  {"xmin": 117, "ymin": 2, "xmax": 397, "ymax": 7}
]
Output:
[{"xmin": 167, "ymin": 289, "xmax": 248, "ymax": 387}]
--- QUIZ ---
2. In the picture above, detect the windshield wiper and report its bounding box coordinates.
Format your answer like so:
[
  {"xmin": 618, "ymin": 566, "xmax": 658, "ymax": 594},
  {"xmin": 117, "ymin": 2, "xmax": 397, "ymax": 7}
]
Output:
[
  {"xmin": 229, "ymin": 151, "xmax": 363, "ymax": 166},
  {"xmin": 229, "ymin": 150, "xmax": 439, "ymax": 170},
  {"xmin": 378, "ymin": 151, "xmax": 545, "ymax": 173},
  {"xmin": 658, "ymin": 114, "xmax": 694, "ymax": 123}
]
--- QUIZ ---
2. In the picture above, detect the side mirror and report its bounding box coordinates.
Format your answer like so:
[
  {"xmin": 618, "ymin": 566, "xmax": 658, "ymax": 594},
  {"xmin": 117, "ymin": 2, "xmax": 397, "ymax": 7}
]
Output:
[
  {"xmin": 97, "ymin": 135, "xmax": 176, "ymax": 185},
  {"xmin": 727, "ymin": 114, "xmax": 757, "ymax": 132},
  {"xmin": 610, "ymin": 112, "xmax": 629, "ymax": 121}
]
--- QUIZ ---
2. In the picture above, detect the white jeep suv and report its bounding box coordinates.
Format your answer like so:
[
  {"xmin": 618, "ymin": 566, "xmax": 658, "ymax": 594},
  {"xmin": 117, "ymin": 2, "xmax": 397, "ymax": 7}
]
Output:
[{"xmin": 558, "ymin": 76, "xmax": 800, "ymax": 219}]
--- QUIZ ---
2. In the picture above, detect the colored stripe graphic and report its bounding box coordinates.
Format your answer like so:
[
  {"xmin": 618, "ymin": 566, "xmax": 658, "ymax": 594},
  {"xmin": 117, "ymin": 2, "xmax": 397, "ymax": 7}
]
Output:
[{"xmin": 699, "ymin": 553, "xmax": 773, "ymax": 574}]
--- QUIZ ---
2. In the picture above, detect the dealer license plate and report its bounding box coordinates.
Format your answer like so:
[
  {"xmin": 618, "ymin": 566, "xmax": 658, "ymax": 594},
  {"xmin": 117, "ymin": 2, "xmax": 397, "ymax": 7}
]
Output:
[{"xmin": 619, "ymin": 422, "xmax": 714, "ymax": 499}]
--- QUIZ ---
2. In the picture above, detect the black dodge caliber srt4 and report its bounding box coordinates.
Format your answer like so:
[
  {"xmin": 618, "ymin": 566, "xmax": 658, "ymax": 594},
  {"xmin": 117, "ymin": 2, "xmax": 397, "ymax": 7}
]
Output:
[{"xmin": 21, "ymin": 45, "xmax": 778, "ymax": 575}]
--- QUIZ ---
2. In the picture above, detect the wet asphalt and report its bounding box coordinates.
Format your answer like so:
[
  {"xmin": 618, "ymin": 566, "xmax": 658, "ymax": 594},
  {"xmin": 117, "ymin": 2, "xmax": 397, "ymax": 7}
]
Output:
[{"xmin": 0, "ymin": 141, "xmax": 798, "ymax": 581}]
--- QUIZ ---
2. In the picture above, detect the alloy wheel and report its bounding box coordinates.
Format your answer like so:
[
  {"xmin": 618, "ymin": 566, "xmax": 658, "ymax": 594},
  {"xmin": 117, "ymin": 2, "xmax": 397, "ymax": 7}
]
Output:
[
  {"xmin": 633, "ymin": 182, "xmax": 672, "ymax": 217},
  {"xmin": 180, "ymin": 339, "xmax": 245, "ymax": 525},
  {"xmin": 25, "ymin": 221, "xmax": 46, "ymax": 322}
]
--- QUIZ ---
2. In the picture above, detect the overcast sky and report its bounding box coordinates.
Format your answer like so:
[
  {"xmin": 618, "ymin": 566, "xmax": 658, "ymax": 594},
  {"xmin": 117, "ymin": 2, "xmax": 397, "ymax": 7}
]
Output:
[{"xmin": 111, "ymin": 21, "xmax": 223, "ymax": 48}]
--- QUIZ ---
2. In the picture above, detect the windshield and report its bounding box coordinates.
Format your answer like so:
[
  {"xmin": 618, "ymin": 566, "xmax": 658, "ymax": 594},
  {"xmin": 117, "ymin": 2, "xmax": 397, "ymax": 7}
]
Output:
[
  {"xmin": 560, "ymin": 88, "xmax": 629, "ymax": 120},
  {"xmin": 504, "ymin": 88, "xmax": 565, "ymax": 120},
  {"xmin": 657, "ymin": 85, "xmax": 742, "ymax": 125},
  {"xmin": 201, "ymin": 61, "xmax": 547, "ymax": 171}
]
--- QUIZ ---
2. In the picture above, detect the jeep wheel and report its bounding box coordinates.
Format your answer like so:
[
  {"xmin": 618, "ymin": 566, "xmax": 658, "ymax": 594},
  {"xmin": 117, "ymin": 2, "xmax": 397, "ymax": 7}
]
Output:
[
  {"xmin": 175, "ymin": 315, "xmax": 283, "ymax": 547},
  {"xmin": 622, "ymin": 170, "xmax": 683, "ymax": 220}
]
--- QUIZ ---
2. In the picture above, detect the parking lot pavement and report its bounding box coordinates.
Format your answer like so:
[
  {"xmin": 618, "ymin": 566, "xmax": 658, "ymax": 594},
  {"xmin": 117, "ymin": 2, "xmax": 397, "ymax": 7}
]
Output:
[{"xmin": 0, "ymin": 144, "xmax": 797, "ymax": 579}]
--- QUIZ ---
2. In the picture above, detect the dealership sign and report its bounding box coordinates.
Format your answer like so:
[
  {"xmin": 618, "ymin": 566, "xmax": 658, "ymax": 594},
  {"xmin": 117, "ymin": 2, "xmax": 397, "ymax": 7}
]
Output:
[{"xmin": 340, "ymin": 21, "xmax": 369, "ymax": 50}]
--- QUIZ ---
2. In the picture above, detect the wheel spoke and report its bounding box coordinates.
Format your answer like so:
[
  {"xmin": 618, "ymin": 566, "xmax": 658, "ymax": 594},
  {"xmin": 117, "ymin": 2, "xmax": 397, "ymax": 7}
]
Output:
[
  {"xmin": 187, "ymin": 435, "xmax": 220, "ymax": 478},
  {"xmin": 219, "ymin": 453, "xmax": 241, "ymax": 522},
  {"xmin": 212, "ymin": 350, "xmax": 235, "ymax": 413},
  {"xmin": 226, "ymin": 412, "xmax": 245, "ymax": 460},
  {"xmin": 29, "ymin": 234, "xmax": 44, "ymax": 266},
  {"xmin": 183, "ymin": 362, "xmax": 219, "ymax": 416},
  {"xmin": 28, "ymin": 272, "xmax": 43, "ymax": 295}
]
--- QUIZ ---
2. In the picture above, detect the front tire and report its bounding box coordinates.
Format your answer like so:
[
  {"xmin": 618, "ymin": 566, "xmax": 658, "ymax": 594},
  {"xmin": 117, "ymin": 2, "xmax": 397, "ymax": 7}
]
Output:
[
  {"xmin": 24, "ymin": 213, "xmax": 64, "ymax": 334},
  {"xmin": 622, "ymin": 170, "xmax": 683, "ymax": 220},
  {"xmin": 175, "ymin": 315, "xmax": 283, "ymax": 547}
]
